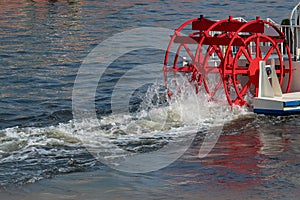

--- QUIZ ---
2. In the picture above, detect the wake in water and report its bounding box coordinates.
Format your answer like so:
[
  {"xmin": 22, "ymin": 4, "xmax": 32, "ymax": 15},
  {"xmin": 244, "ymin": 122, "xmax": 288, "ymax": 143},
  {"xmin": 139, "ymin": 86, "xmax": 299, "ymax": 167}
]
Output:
[{"xmin": 0, "ymin": 76, "xmax": 251, "ymax": 185}]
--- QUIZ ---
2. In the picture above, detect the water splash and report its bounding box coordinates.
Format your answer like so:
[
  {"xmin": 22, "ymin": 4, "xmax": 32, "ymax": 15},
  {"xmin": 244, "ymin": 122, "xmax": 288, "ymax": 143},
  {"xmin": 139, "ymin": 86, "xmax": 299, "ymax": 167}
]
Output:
[
  {"xmin": 0, "ymin": 75, "xmax": 251, "ymax": 183},
  {"xmin": 74, "ymin": 73, "xmax": 252, "ymax": 173}
]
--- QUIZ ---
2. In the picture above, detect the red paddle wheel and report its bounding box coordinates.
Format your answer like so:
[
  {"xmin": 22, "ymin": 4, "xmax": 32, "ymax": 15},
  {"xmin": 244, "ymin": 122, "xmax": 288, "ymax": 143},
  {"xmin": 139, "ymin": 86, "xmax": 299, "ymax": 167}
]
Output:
[{"xmin": 164, "ymin": 15, "xmax": 293, "ymax": 106}]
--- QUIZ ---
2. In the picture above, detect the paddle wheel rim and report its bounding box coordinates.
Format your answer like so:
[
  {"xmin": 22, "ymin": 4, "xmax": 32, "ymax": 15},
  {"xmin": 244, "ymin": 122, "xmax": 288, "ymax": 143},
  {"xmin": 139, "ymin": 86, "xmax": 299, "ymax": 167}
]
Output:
[
  {"xmin": 231, "ymin": 34, "xmax": 284, "ymax": 106},
  {"xmin": 164, "ymin": 18, "xmax": 199, "ymax": 97}
]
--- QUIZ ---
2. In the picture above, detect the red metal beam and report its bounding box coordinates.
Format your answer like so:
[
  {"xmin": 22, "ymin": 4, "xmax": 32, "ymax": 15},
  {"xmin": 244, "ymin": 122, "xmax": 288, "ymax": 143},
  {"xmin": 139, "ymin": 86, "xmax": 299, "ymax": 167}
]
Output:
[
  {"xmin": 192, "ymin": 20, "xmax": 264, "ymax": 33},
  {"xmin": 174, "ymin": 36, "xmax": 245, "ymax": 46},
  {"xmin": 173, "ymin": 35, "xmax": 285, "ymax": 46}
]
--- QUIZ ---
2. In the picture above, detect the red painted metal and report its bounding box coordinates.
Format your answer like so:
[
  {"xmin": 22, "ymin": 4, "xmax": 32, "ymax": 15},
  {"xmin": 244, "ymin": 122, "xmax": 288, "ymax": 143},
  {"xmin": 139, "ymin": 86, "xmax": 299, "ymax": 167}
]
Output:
[
  {"xmin": 163, "ymin": 15, "xmax": 293, "ymax": 106},
  {"xmin": 192, "ymin": 16, "xmax": 264, "ymax": 33},
  {"xmin": 222, "ymin": 18, "xmax": 292, "ymax": 106},
  {"xmin": 174, "ymin": 36, "xmax": 245, "ymax": 46}
]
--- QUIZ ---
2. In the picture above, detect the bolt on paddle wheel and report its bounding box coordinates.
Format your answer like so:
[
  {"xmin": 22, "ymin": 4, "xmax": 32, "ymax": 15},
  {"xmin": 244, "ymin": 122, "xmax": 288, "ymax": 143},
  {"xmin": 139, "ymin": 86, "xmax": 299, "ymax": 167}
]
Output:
[{"xmin": 164, "ymin": 15, "xmax": 293, "ymax": 106}]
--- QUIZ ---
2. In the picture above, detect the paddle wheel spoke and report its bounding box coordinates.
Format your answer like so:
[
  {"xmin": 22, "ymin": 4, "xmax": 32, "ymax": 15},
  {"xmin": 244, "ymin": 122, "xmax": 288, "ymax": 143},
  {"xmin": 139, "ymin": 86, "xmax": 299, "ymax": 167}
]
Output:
[
  {"xmin": 239, "ymin": 80, "xmax": 251, "ymax": 97},
  {"xmin": 212, "ymin": 45, "xmax": 224, "ymax": 60},
  {"xmin": 210, "ymin": 78, "xmax": 223, "ymax": 99},
  {"xmin": 241, "ymin": 46, "xmax": 253, "ymax": 62},
  {"xmin": 194, "ymin": 45, "xmax": 206, "ymax": 71},
  {"xmin": 263, "ymin": 45, "xmax": 275, "ymax": 61},
  {"xmin": 198, "ymin": 74, "xmax": 204, "ymax": 85},
  {"xmin": 183, "ymin": 43, "xmax": 195, "ymax": 61},
  {"xmin": 173, "ymin": 44, "xmax": 183, "ymax": 69},
  {"xmin": 197, "ymin": 45, "xmax": 204, "ymax": 64},
  {"xmin": 256, "ymin": 36, "xmax": 261, "ymax": 58},
  {"xmin": 202, "ymin": 45, "xmax": 216, "ymax": 67},
  {"xmin": 203, "ymin": 78, "xmax": 211, "ymax": 95},
  {"xmin": 233, "ymin": 67, "xmax": 248, "ymax": 75},
  {"xmin": 246, "ymin": 46, "xmax": 253, "ymax": 60}
]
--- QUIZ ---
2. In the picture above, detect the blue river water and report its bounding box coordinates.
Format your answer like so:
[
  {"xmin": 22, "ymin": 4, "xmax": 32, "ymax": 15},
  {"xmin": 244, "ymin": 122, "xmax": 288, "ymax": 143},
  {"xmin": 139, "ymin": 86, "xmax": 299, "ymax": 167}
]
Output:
[{"xmin": 0, "ymin": 0, "xmax": 300, "ymax": 199}]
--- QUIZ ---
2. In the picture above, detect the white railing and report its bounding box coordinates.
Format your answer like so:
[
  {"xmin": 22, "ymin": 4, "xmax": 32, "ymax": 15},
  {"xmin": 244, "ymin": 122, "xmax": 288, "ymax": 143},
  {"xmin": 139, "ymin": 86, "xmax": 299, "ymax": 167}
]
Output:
[
  {"xmin": 266, "ymin": 18, "xmax": 280, "ymax": 27},
  {"xmin": 280, "ymin": 24, "xmax": 298, "ymax": 60},
  {"xmin": 287, "ymin": 2, "xmax": 300, "ymax": 60}
]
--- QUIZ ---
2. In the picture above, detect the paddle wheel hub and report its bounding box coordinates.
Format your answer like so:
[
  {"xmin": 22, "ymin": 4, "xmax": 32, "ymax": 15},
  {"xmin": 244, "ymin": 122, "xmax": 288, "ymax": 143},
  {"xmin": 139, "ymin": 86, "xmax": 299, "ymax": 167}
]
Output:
[{"xmin": 248, "ymin": 57, "xmax": 261, "ymax": 85}]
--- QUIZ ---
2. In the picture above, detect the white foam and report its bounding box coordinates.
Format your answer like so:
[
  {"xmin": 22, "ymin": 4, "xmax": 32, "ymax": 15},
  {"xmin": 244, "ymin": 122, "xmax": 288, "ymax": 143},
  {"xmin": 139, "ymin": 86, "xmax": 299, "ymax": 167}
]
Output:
[{"xmin": 0, "ymin": 76, "xmax": 251, "ymax": 167}]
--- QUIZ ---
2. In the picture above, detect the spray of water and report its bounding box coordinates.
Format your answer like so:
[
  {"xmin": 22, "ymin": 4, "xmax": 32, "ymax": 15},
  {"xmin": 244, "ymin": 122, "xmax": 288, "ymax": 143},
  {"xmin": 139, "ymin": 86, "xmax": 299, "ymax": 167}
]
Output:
[
  {"xmin": 72, "ymin": 71, "xmax": 251, "ymax": 173},
  {"xmin": 0, "ymin": 74, "xmax": 251, "ymax": 184}
]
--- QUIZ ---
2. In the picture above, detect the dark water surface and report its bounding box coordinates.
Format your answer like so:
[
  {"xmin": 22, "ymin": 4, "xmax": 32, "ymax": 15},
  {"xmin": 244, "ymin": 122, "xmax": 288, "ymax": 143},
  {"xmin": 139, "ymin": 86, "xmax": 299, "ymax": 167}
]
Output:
[{"xmin": 0, "ymin": 0, "xmax": 300, "ymax": 199}]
